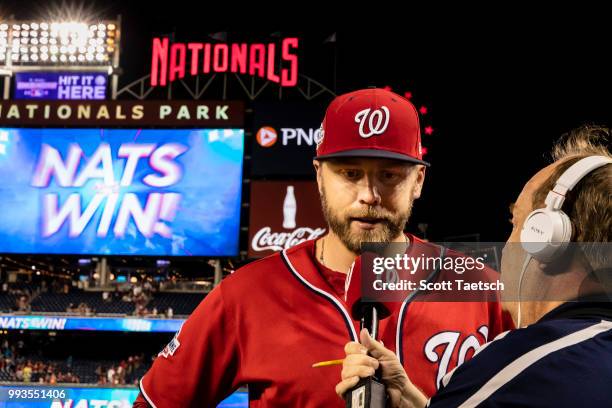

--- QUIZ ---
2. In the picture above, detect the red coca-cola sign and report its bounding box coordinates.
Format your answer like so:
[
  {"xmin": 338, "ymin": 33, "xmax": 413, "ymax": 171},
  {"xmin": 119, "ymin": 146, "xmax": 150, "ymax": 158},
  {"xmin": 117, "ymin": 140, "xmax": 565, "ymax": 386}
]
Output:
[{"xmin": 248, "ymin": 181, "xmax": 327, "ymax": 258}]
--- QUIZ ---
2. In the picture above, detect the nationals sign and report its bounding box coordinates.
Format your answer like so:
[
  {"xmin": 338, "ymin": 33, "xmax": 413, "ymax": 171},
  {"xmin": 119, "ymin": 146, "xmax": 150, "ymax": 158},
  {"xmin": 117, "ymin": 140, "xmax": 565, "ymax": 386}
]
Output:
[{"xmin": 150, "ymin": 37, "xmax": 299, "ymax": 87}]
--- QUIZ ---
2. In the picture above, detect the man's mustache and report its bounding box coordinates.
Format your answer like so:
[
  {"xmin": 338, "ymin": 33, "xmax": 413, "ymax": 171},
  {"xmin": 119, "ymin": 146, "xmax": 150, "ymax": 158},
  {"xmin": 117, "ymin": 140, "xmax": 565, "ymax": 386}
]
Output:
[{"xmin": 345, "ymin": 208, "xmax": 393, "ymax": 222}]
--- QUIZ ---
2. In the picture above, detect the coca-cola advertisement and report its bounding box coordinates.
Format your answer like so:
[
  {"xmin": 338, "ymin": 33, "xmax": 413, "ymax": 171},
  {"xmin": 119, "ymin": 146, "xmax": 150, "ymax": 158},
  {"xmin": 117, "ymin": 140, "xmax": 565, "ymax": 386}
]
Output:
[{"xmin": 248, "ymin": 181, "xmax": 327, "ymax": 258}]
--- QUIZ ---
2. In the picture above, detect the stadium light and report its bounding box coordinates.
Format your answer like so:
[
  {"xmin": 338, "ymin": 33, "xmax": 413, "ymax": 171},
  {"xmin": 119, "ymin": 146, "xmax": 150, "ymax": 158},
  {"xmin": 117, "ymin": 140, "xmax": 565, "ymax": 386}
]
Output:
[{"xmin": 0, "ymin": 20, "xmax": 119, "ymax": 68}]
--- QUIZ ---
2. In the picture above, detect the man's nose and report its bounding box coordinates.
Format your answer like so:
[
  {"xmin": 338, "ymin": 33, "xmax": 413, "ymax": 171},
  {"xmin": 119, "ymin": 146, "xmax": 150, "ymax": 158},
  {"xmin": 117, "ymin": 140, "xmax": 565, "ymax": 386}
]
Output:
[{"xmin": 357, "ymin": 177, "xmax": 382, "ymax": 206}]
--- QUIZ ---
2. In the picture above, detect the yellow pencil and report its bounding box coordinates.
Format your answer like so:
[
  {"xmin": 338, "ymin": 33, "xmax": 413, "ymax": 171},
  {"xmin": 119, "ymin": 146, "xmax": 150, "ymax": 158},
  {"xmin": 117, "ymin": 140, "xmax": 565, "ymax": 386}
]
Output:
[{"xmin": 312, "ymin": 359, "xmax": 344, "ymax": 368}]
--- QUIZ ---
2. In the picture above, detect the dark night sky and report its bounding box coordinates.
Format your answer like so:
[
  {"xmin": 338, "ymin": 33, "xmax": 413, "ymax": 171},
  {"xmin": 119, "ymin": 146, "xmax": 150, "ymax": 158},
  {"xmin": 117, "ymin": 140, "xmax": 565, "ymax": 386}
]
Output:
[{"xmin": 3, "ymin": 2, "xmax": 611, "ymax": 242}]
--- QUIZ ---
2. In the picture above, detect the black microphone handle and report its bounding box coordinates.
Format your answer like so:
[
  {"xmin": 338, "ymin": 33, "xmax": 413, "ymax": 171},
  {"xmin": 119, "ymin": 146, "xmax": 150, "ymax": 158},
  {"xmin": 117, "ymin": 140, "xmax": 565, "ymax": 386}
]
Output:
[
  {"xmin": 345, "ymin": 305, "xmax": 387, "ymax": 408},
  {"xmin": 360, "ymin": 306, "xmax": 382, "ymax": 381}
]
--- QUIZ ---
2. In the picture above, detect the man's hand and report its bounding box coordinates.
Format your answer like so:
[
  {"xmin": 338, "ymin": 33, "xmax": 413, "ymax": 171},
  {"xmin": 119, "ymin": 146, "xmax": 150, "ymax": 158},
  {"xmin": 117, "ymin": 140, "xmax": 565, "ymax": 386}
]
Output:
[{"xmin": 335, "ymin": 328, "xmax": 428, "ymax": 408}]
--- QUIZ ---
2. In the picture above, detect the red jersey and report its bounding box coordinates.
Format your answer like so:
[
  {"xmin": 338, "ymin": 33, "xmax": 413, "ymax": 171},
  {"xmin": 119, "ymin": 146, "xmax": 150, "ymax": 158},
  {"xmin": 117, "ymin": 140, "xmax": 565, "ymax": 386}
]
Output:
[{"xmin": 136, "ymin": 235, "xmax": 513, "ymax": 407}]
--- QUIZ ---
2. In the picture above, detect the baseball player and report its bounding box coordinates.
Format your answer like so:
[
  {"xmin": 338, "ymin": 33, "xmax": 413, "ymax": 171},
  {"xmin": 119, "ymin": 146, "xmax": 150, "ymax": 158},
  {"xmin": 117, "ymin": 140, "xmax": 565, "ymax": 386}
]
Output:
[{"xmin": 133, "ymin": 88, "xmax": 513, "ymax": 407}]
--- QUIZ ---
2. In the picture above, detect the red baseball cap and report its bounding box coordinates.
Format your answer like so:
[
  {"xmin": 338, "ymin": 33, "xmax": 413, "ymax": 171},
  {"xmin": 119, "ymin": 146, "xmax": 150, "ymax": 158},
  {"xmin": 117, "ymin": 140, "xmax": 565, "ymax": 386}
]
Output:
[{"xmin": 315, "ymin": 88, "xmax": 429, "ymax": 166}]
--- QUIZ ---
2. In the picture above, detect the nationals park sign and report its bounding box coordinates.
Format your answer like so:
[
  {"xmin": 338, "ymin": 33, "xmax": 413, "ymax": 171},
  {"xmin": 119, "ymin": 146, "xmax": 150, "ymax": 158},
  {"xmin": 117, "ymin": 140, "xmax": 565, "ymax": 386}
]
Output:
[{"xmin": 0, "ymin": 100, "xmax": 244, "ymax": 127}]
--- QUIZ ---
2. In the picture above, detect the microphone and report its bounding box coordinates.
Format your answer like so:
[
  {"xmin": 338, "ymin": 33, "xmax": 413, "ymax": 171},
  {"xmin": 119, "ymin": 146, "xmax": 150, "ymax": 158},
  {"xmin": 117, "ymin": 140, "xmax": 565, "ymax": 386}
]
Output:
[
  {"xmin": 343, "ymin": 254, "xmax": 390, "ymax": 408},
  {"xmin": 345, "ymin": 254, "xmax": 393, "ymax": 338}
]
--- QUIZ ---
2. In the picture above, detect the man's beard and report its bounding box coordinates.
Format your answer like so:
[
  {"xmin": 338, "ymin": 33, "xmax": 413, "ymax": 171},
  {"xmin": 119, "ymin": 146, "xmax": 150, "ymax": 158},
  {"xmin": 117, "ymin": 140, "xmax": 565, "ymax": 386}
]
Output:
[{"xmin": 320, "ymin": 185, "xmax": 414, "ymax": 254}]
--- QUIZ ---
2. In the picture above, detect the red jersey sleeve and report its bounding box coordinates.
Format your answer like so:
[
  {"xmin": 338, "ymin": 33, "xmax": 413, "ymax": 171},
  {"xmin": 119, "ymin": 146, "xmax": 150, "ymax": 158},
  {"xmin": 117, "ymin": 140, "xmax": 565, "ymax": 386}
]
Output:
[
  {"xmin": 489, "ymin": 300, "xmax": 516, "ymax": 336},
  {"xmin": 137, "ymin": 284, "xmax": 242, "ymax": 407},
  {"xmin": 132, "ymin": 393, "xmax": 150, "ymax": 408}
]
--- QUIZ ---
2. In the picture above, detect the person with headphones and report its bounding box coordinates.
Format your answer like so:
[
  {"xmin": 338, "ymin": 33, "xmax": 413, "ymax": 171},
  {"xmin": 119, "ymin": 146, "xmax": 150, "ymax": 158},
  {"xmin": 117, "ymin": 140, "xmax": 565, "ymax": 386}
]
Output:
[{"xmin": 335, "ymin": 125, "xmax": 612, "ymax": 407}]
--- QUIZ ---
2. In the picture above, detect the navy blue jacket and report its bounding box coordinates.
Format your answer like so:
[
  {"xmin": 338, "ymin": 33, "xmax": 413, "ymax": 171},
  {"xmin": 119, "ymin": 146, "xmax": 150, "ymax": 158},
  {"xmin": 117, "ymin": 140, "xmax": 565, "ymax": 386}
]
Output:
[{"xmin": 428, "ymin": 300, "xmax": 612, "ymax": 407}]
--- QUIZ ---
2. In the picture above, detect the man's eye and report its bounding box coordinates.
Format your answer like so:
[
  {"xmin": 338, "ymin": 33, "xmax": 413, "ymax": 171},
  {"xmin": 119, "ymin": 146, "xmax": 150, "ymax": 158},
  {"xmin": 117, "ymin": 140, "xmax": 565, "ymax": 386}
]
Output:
[
  {"xmin": 381, "ymin": 172, "xmax": 400, "ymax": 182},
  {"xmin": 342, "ymin": 169, "xmax": 360, "ymax": 179}
]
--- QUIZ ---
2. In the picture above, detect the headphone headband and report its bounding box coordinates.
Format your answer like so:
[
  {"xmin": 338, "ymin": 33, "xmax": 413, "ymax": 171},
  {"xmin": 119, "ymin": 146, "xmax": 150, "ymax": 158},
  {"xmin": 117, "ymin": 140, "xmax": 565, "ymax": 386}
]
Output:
[
  {"xmin": 545, "ymin": 155, "xmax": 612, "ymax": 211},
  {"xmin": 522, "ymin": 155, "xmax": 611, "ymax": 263}
]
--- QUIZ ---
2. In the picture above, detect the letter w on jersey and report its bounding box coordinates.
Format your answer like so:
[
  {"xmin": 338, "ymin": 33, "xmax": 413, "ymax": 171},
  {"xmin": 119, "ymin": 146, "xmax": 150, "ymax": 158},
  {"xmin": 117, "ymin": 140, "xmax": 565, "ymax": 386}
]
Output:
[{"xmin": 354, "ymin": 106, "xmax": 390, "ymax": 138}]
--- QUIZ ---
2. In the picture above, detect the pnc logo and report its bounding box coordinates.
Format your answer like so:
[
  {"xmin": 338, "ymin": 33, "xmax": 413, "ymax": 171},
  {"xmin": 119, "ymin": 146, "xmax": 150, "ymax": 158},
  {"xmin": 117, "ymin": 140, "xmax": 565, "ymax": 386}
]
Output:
[
  {"xmin": 256, "ymin": 126, "xmax": 321, "ymax": 147},
  {"xmin": 256, "ymin": 126, "xmax": 278, "ymax": 147}
]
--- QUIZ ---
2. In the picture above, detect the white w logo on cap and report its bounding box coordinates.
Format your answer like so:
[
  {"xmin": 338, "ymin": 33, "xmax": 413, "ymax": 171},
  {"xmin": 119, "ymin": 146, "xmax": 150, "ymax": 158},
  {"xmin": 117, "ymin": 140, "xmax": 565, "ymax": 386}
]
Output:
[{"xmin": 354, "ymin": 106, "xmax": 390, "ymax": 138}]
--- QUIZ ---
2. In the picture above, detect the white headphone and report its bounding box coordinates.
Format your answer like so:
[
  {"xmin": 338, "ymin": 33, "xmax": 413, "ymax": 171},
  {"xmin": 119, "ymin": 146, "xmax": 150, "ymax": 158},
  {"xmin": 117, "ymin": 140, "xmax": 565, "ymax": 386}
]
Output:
[{"xmin": 520, "ymin": 155, "xmax": 612, "ymax": 263}]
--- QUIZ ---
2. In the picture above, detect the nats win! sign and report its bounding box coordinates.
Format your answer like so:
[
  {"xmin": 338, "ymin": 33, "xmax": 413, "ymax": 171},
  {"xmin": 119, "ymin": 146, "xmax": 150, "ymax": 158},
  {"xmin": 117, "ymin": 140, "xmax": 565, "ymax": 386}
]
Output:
[{"xmin": 248, "ymin": 181, "xmax": 327, "ymax": 258}]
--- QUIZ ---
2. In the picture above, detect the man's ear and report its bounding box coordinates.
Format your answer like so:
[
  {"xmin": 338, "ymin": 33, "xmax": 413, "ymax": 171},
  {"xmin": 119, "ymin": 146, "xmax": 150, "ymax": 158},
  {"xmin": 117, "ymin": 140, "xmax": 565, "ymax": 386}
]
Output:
[
  {"xmin": 313, "ymin": 160, "xmax": 323, "ymax": 194},
  {"xmin": 313, "ymin": 159, "xmax": 321, "ymax": 173},
  {"xmin": 412, "ymin": 165, "xmax": 426, "ymax": 199}
]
